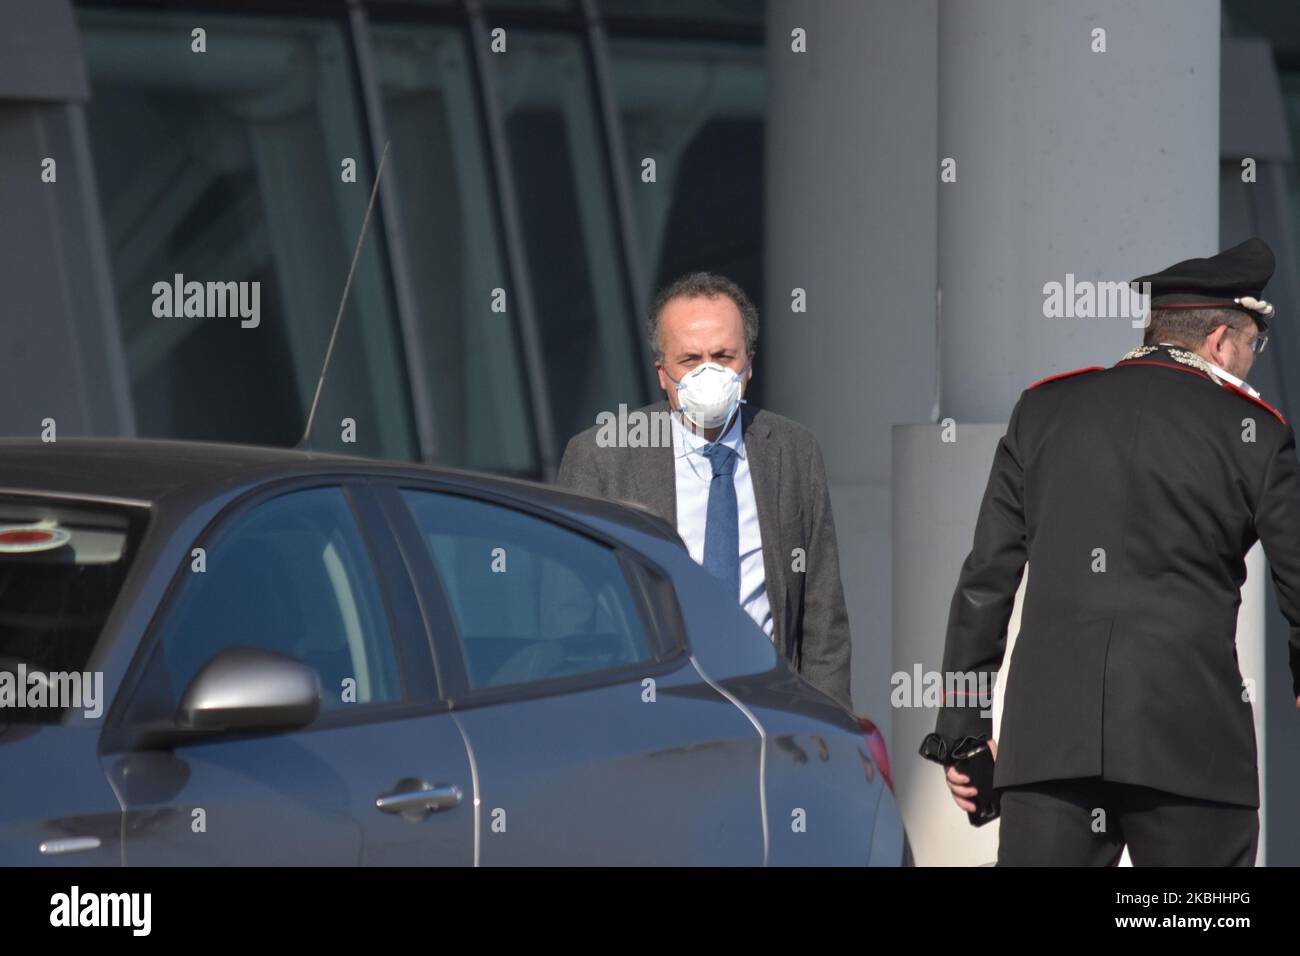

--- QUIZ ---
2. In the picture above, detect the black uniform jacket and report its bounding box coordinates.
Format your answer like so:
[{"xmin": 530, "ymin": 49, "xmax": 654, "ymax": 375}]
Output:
[{"xmin": 933, "ymin": 344, "xmax": 1300, "ymax": 807}]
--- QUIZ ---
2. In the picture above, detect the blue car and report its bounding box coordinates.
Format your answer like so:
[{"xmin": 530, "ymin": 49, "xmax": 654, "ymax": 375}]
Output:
[{"xmin": 0, "ymin": 438, "xmax": 908, "ymax": 865}]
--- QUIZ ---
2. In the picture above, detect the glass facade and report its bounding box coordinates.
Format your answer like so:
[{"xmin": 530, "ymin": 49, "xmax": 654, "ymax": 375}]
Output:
[
  {"xmin": 370, "ymin": 23, "xmax": 538, "ymax": 474},
  {"xmin": 490, "ymin": 29, "xmax": 643, "ymax": 447},
  {"xmin": 608, "ymin": 36, "xmax": 765, "ymax": 330},
  {"xmin": 79, "ymin": 10, "xmax": 416, "ymax": 460},
  {"xmin": 74, "ymin": 0, "xmax": 766, "ymax": 478}
]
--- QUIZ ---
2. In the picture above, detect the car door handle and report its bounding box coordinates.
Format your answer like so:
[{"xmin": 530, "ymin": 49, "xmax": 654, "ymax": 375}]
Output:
[
  {"xmin": 375, "ymin": 781, "xmax": 462, "ymax": 816},
  {"xmin": 39, "ymin": 836, "xmax": 103, "ymax": 856}
]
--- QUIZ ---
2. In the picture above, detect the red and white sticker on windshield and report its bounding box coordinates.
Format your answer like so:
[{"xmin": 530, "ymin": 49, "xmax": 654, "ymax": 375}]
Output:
[{"xmin": 0, "ymin": 524, "xmax": 71, "ymax": 553}]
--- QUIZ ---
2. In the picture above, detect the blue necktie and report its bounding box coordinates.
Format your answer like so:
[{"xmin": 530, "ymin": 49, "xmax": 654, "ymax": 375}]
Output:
[{"xmin": 701, "ymin": 442, "xmax": 740, "ymax": 602}]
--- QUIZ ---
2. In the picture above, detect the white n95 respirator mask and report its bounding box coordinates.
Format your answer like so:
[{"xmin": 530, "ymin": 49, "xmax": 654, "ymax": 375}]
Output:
[{"xmin": 671, "ymin": 360, "xmax": 748, "ymax": 429}]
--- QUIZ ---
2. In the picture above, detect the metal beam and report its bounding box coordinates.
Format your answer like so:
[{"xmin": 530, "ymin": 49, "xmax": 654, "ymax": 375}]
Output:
[
  {"xmin": 464, "ymin": 0, "xmax": 559, "ymax": 479},
  {"xmin": 347, "ymin": 1, "xmax": 439, "ymax": 463}
]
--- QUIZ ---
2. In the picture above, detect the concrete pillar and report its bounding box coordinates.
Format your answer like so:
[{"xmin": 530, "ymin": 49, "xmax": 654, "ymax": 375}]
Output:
[
  {"xmin": 937, "ymin": 0, "xmax": 1221, "ymax": 419},
  {"xmin": 893, "ymin": 424, "xmax": 1011, "ymax": 866},
  {"xmin": 917, "ymin": 0, "xmax": 1233, "ymax": 864},
  {"xmin": 0, "ymin": 0, "xmax": 133, "ymax": 437},
  {"xmin": 1238, "ymin": 545, "xmax": 1267, "ymax": 866},
  {"xmin": 764, "ymin": 0, "xmax": 939, "ymax": 736},
  {"xmin": 767, "ymin": 0, "xmax": 1241, "ymax": 863}
]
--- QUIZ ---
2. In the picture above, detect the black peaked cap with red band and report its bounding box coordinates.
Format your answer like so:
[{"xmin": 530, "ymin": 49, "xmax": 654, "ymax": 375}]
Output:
[{"xmin": 1133, "ymin": 237, "xmax": 1277, "ymax": 330}]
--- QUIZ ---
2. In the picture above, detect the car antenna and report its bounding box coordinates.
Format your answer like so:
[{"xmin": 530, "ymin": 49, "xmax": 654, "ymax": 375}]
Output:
[{"xmin": 297, "ymin": 140, "xmax": 391, "ymax": 451}]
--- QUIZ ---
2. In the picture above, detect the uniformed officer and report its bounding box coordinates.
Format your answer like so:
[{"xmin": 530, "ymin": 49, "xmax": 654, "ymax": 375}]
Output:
[{"xmin": 925, "ymin": 237, "xmax": 1300, "ymax": 865}]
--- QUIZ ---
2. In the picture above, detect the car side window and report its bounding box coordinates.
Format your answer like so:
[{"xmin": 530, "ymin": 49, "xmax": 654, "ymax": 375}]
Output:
[
  {"xmin": 400, "ymin": 490, "xmax": 652, "ymax": 690},
  {"xmin": 140, "ymin": 486, "xmax": 401, "ymax": 718}
]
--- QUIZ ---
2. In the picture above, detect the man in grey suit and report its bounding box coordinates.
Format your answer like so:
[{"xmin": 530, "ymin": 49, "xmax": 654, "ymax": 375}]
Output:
[{"xmin": 557, "ymin": 272, "xmax": 853, "ymax": 710}]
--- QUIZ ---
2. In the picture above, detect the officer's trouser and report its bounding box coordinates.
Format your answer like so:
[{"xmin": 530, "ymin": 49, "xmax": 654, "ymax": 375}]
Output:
[{"xmin": 996, "ymin": 777, "xmax": 1259, "ymax": 866}]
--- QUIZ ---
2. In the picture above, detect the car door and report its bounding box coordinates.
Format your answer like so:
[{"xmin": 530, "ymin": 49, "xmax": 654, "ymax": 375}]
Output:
[
  {"xmin": 102, "ymin": 480, "xmax": 475, "ymax": 865},
  {"xmin": 378, "ymin": 483, "xmax": 765, "ymax": 866}
]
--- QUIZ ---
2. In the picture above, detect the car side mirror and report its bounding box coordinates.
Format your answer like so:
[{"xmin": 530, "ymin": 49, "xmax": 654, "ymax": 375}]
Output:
[{"xmin": 175, "ymin": 646, "xmax": 322, "ymax": 737}]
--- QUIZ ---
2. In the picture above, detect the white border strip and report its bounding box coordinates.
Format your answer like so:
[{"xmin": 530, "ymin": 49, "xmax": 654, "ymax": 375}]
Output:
[
  {"xmin": 451, "ymin": 711, "xmax": 482, "ymax": 867},
  {"xmin": 690, "ymin": 655, "xmax": 768, "ymax": 866}
]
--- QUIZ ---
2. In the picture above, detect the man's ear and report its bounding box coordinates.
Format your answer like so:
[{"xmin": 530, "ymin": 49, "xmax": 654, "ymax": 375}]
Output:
[
  {"xmin": 655, "ymin": 362, "xmax": 671, "ymax": 396},
  {"xmin": 1204, "ymin": 325, "xmax": 1228, "ymax": 359}
]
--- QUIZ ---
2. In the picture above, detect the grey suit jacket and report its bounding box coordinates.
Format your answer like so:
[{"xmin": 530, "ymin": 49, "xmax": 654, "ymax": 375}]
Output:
[{"xmin": 557, "ymin": 399, "xmax": 853, "ymax": 710}]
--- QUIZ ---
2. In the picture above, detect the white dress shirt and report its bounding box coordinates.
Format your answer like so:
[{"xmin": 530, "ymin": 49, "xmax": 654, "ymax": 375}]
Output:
[
  {"xmin": 1156, "ymin": 341, "xmax": 1261, "ymax": 397},
  {"xmin": 670, "ymin": 411, "xmax": 773, "ymax": 639},
  {"xmin": 1204, "ymin": 361, "xmax": 1261, "ymax": 397}
]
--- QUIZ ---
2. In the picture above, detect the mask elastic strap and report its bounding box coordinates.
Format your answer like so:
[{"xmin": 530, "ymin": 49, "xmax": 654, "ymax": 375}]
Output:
[
  {"xmin": 714, "ymin": 399, "xmax": 746, "ymax": 451},
  {"xmin": 680, "ymin": 397, "xmax": 747, "ymax": 459},
  {"xmin": 664, "ymin": 356, "xmax": 750, "ymax": 454}
]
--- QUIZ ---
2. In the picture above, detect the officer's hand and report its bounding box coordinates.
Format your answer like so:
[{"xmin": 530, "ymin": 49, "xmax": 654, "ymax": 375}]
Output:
[{"xmin": 945, "ymin": 739, "xmax": 997, "ymax": 813}]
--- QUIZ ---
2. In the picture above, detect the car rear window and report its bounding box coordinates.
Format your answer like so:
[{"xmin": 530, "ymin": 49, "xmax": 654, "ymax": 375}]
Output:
[{"xmin": 0, "ymin": 495, "xmax": 147, "ymax": 723}]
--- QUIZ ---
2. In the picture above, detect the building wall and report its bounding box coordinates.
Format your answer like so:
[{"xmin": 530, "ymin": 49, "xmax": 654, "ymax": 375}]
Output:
[
  {"xmin": 763, "ymin": 0, "xmax": 939, "ymax": 756},
  {"xmin": 762, "ymin": 0, "xmax": 1281, "ymax": 862}
]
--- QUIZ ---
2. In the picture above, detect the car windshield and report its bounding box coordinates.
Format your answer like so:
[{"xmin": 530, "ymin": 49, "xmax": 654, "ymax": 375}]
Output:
[{"xmin": 0, "ymin": 496, "xmax": 146, "ymax": 724}]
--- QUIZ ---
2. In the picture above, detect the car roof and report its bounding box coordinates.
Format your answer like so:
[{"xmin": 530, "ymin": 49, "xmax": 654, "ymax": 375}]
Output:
[
  {"xmin": 0, "ymin": 438, "xmax": 359, "ymax": 502},
  {"xmin": 0, "ymin": 438, "xmax": 683, "ymax": 545}
]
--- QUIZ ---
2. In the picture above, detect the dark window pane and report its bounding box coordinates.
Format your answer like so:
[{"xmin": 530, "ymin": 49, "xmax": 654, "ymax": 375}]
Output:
[
  {"xmin": 370, "ymin": 25, "xmax": 538, "ymax": 475},
  {"xmin": 78, "ymin": 10, "xmax": 417, "ymax": 460},
  {"xmin": 0, "ymin": 497, "xmax": 144, "ymax": 723},
  {"xmin": 402, "ymin": 490, "xmax": 651, "ymax": 689},
  {"xmin": 609, "ymin": 37, "xmax": 765, "ymax": 397},
  {"xmin": 610, "ymin": 38, "xmax": 765, "ymax": 297},
  {"xmin": 489, "ymin": 31, "xmax": 644, "ymax": 446},
  {"xmin": 144, "ymin": 488, "xmax": 401, "ymax": 718},
  {"xmin": 598, "ymin": 0, "xmax": 765, "ymax": 27},
  {"xmin": 482, "ymin": 0, "xmax": 577, "ymax": 11}
]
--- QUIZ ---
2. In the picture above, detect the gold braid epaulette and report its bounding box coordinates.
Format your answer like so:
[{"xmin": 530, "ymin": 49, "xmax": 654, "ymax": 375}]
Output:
[
  {"xmin": 1121, "ymin": 345, "xmax": 1287, "ymax": 424},
  {"xmin": 1121, "ymin": 344, "xmax": 1217, "ymax": 377}
]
